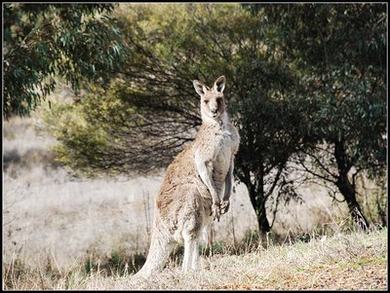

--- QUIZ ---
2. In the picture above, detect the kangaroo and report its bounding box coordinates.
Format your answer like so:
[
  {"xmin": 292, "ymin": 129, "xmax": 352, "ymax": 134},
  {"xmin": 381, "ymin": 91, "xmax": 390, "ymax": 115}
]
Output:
[{"xmin": 132, "ymin": 75, "xmax": 240, "ymax": 280}]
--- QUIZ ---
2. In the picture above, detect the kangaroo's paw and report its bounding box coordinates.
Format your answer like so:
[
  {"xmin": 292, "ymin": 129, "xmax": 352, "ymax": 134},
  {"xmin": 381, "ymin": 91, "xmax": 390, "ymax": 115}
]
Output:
[
  {"xmin": 212, "ymin": 202, "xmax": 221, "ymax": 222},
  {"xmin": 220, "ymin": 200, "xmax": 230, "ymax": 215}
]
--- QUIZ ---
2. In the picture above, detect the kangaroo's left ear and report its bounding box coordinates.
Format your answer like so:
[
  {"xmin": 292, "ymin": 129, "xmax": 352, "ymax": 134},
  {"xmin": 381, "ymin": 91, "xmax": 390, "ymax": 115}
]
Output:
[
  {"xmin": 193, "ymin": 80, "xmax": 208, "ymax": 97},
  {"xmin": 213, "ymin": 75, "xmax": 226, "ymax": 93}
]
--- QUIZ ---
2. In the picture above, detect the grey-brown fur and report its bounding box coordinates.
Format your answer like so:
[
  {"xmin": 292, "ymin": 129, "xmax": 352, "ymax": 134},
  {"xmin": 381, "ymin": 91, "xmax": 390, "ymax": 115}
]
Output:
[{"xmin": 132, "ymin": 76, "xmax": 240, "ymax": 280}]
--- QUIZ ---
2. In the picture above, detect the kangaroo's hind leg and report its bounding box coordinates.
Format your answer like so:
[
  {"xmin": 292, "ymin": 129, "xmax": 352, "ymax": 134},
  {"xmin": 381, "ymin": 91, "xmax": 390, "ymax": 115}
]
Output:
[
  {"xmin": 181, "ymin": 192, "xmax": 203, "ymax": 272},
  {"xmin": 182, "ymin": 230, "xmax": 199, "ymax": 272},
  {"xmin": 190, "ymin": 237, "xmax": 200, "ymax": 270}
]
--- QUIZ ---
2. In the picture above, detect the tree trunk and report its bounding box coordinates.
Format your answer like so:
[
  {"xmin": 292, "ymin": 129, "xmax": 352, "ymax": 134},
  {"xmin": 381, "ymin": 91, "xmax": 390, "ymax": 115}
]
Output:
[
  {"xmin": 334, "ymin": 140, "xmax": 370, "ymax": 230},
  {"xmin": 336, "ymin": 174, "xmax": 370, "ymax": 230},
  {"xmin": 256, "ymin": 201, "xmax": 271, "ymax": 234},
  {"xmin": 247, "ymin": 184, "xmax": 271, "ymax": 236},
  {"xmin": 239, "ymin": 162, "xmax": 271, "ymax": 238}
]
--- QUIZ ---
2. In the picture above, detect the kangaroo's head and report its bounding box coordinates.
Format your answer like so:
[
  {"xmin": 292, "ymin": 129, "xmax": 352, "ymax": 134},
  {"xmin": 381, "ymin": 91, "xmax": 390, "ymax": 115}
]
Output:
[{"xmin": 193, "ymin": 75, "xmax": 226, "ymax": 122}]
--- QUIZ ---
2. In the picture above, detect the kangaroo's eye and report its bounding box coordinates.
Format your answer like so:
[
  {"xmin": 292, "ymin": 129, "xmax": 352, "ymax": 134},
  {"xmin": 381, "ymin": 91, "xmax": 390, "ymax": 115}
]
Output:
[{"xmin": 204, "ymin": 100, "xmax": 209, "ymax": 104}]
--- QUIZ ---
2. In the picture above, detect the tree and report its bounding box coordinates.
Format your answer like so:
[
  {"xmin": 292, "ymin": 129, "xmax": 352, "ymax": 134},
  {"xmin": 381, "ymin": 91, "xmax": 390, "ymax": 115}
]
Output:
[
  {"xmin": 44, "ymin": 4, "xmax": 305, "ymax": 235},
  {"xmin": 3, "ymin": 3, "xmax": 125, "ymax": 117},
  {"xmin": 226, "ymin": 40, "xmax": 306, "ymax": 234},
  {"xmin": 260, "ymin": 3, "xmax": 387, "ymax": 229}
]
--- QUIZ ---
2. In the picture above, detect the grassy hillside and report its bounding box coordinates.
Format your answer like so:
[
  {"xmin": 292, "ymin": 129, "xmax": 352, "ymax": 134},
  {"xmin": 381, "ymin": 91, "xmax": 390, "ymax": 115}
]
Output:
[{"xmin": 3, "ymin": 228, "xmax": 387, "ymax": 290}]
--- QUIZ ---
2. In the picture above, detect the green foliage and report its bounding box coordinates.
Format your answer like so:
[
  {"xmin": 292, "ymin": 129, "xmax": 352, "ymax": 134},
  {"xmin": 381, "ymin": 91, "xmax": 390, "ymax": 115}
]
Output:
[
  {"xmin": 261, "ymin": 4, "xmax": 387, "ymax": 177},
  {"xmin": 4, "ymin": 3, "xmax": 125, "ymax": 117},
  {"xmin": 258, "ymin": 4, "xmax": 386, "ymax": 229},
  {"xmin": 305, "ymin": 65, "xmax": 386, "ymax": 177},
  {"xmin": 44, "ymin": 102, "xmax": 93, "ymax": 172},
  {"xmin": 43, "ymin": 82, "xmax": 138, "ymax": 176}
]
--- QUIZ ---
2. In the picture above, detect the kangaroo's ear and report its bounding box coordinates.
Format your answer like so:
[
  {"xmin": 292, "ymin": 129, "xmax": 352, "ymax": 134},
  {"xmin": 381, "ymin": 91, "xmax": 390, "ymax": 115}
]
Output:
[
  {"xmin": 193, "ymin": 80, "xmax": 207, "ymax": 96},
  {"xmin": 213, "ymin": 75, "xmax": 226, "ymax": 93}
]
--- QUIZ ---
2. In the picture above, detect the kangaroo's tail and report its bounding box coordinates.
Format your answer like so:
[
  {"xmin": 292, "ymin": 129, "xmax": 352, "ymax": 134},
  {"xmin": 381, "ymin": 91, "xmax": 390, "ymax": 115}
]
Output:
[{"xmin": 132, "ymin": 222, "xmax": 172, "ymax": 280}]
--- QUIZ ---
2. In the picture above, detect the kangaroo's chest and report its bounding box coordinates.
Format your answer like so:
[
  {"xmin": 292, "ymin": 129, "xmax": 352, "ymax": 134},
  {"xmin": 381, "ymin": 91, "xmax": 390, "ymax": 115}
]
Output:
[
  {"xmin": 214, "ymin": 130, "xmax": 234, "ymax": 161},
  {"xmin": 194, "ymin": 121, "xmax": 240, "ymax": 191}
]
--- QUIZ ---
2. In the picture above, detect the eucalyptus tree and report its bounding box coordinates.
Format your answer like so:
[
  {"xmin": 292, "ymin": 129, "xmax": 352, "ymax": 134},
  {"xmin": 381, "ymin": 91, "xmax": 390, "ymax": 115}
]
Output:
[
  {"xmin": 4, "ymin": 3, "xmax": 125, "ymax": 117},
  {"xmin": 258, "ymin": 3, "xmax": 387, "ymax": 229}
]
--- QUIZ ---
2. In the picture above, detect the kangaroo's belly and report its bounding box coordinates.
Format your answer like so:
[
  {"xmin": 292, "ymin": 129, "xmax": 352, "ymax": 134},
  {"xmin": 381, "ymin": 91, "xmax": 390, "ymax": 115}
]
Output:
[{"xmin": 212, "ymin": 136, "xmax": 233, "ymax": 194}]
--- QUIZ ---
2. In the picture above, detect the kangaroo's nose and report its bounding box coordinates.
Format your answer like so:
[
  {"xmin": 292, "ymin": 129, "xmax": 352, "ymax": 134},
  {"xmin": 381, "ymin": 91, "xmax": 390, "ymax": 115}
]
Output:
[{"xmin": 211, "ymin": 109, "xmax": 218, "ymax": 114}]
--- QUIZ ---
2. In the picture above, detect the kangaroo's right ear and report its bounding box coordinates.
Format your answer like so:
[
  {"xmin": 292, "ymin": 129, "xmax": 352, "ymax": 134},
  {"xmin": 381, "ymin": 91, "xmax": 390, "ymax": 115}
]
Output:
[{"xmin": 193, "ymin": 80, "xmax": 207, "ymax": 97}]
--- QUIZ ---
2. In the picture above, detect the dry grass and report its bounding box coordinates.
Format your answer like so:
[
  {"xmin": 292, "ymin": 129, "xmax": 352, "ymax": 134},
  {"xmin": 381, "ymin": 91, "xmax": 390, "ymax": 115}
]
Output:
[
  {"xmin": 125, "ymin": 228, "xmax": 387, "ymax": 290},
  {"xmin": 3, "ymin": 228, "xmax": 387, "ymax": 290}
]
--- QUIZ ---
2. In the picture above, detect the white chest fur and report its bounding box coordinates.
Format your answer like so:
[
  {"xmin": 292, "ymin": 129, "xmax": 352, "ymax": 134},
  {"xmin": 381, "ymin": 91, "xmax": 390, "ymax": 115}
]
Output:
[
  {"xmin": 209, "ymin": 125, "xmax": 235, "ymax": 192},
  {"xmin": 213, "ymin": 128, "xmax": 233, "ymax": 158},
  {"xmin": 193, "ymin": 115, "xmax": 240, "ymax": 196}
]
